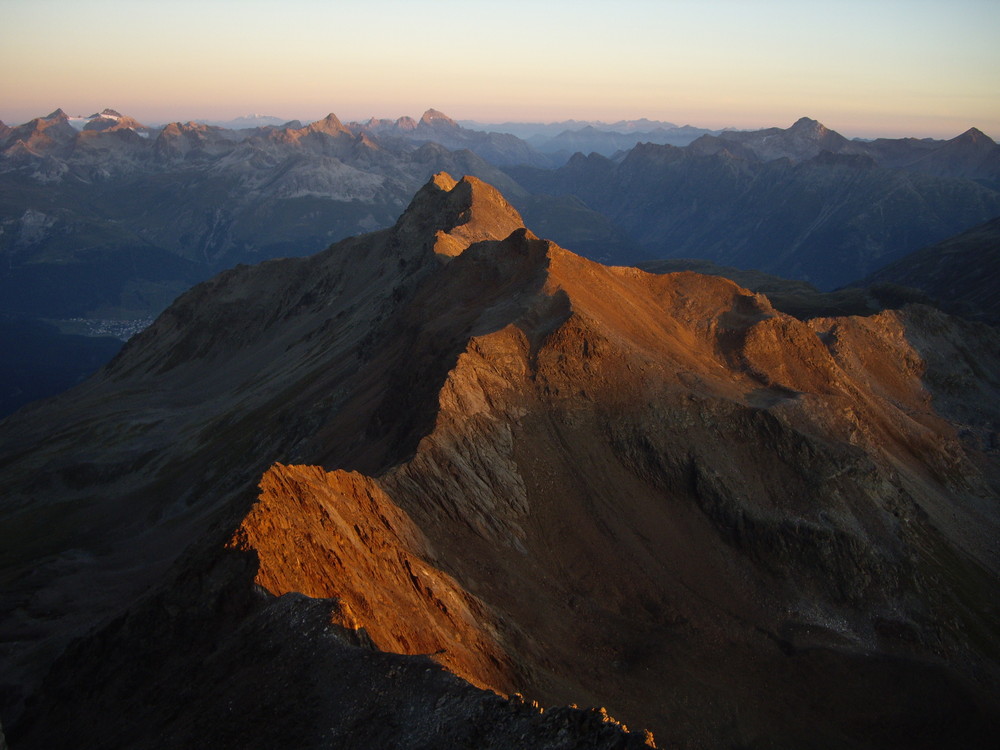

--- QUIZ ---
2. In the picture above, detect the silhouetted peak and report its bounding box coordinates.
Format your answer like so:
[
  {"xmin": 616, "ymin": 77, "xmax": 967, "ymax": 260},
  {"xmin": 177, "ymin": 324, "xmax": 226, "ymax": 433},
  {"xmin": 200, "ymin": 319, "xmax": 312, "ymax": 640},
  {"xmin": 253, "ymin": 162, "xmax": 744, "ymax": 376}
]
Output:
[
  {"xmin": 45, "ymin": 108, "xmax": 69, "ymax": 121},
  {"xmin": 953, "ymin": 127, "xmax": 995, "ymax": 146}
]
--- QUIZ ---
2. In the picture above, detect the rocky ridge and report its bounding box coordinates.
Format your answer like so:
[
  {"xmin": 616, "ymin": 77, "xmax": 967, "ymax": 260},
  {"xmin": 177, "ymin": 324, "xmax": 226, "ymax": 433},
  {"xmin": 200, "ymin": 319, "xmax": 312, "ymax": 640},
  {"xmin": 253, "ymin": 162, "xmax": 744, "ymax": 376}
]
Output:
[{"xmin": 1, "ymin": 173, "xmax": 998, "ymax": 749}]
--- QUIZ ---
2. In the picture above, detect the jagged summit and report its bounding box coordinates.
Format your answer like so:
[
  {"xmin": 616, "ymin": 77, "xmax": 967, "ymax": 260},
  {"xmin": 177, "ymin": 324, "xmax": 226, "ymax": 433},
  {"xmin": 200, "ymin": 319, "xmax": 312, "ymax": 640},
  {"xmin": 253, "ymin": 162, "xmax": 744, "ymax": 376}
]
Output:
[
  {"xmin": 680, "ymin": 115, "xmax": 859, "ymax": 164},
  {"xmin": 402, "ymin": 172, "xmax": 526, "ymax": 258},
  {"xmin": 304, "ymin": 112, "xmax": 350, "ymax": 136},
  {"xmin": 81, "ymin": 109, "xmax": 147, "ymax": 133},
  {"xmin": 786, "ymin": 116, "xmax": 831, "ymax": 137},
  {"xmin": 430, "ymin": 171, "xmax": 458, "ymax": 191},
  {"xmin": 90, "ymin": 108, "xmax": 124, "ymax": 119}
]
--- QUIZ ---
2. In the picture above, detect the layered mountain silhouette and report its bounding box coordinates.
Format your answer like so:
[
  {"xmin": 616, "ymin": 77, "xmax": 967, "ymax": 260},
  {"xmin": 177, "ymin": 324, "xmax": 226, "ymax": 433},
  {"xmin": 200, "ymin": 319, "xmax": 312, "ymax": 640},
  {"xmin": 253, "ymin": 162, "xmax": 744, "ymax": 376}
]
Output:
[
  {"xmin": 0, "ymin": 108, "xmax": 626, "ymax": 320},
  {"xmin": 1, "ymin": 174, "xmax": 997, "ymax": 749},
  {"xmin": 458, "ymin": 118, "xmax": 719, "ymax": 159},
  {"xmin": 508, "ymin": 118, "xmax": 1000, "ymax": 289},
  {"xmin": 637, "ymin": 209, "xmax": 1000, "ymax": 325},
  {"xmin": 6, "ymin": 111, "xmax": 997, "ymax": 326},
  {"xmin": 354, "ymin": 108, "xmax": 555, "ymax": 167},
  {"xmin": 518, "ymin": 123, "xmax": 720, "ymax": 160}
]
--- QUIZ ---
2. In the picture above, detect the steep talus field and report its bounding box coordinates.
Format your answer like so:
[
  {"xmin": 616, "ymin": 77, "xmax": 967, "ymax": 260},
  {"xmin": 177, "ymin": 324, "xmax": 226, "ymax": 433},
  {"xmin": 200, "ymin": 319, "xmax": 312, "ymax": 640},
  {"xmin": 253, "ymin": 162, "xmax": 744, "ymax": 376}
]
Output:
[{"xmin": 1, "ymin": 174, "xmax": 998, "ymax": 749}]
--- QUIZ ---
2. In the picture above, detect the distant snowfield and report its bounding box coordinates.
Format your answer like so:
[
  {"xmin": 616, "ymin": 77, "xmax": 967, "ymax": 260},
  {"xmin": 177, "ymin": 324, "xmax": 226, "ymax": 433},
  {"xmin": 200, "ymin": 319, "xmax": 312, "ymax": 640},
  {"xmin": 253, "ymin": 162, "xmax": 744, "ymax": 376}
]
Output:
[
  {"xmin": 67, "ymin": 116, "xmax": 92, "ymax": 130},
  {"xmin": 67, "ymin": 113, "xmax": 150, "ymax": 137}
]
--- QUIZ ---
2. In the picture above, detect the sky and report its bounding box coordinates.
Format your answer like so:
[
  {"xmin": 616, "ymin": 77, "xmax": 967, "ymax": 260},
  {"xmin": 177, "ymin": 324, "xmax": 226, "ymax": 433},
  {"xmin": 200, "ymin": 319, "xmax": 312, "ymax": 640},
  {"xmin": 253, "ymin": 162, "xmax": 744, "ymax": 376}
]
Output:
[{"xmin": 1, "ymin": 0, "xmax": 998, "ymax": 139}]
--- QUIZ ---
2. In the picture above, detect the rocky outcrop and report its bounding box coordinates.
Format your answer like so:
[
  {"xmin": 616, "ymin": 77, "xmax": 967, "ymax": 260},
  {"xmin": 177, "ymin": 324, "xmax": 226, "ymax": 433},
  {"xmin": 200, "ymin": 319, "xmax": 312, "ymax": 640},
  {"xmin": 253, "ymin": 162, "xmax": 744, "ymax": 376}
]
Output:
[{"xmin": 228, "ymin": 463, "xmax": 516, "ymax": 693}]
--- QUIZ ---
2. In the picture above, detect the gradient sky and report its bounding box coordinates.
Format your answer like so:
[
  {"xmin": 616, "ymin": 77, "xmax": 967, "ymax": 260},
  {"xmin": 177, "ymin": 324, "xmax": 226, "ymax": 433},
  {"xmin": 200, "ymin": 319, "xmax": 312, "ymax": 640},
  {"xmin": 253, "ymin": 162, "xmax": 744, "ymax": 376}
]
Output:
[{"xmin": 2, "ymin": 0, "xmax": 998, "ymax": 139}]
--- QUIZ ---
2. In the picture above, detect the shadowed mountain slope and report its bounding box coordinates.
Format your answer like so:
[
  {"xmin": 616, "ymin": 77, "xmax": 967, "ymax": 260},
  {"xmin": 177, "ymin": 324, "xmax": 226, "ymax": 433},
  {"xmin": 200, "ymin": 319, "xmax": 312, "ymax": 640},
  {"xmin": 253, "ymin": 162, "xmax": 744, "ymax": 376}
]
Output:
[
  {"xmin": 859, "ymin": 215, "xmax": 1000, "ymax": 325},
  {"xmin": 1, "ymin": 174, "xmax": 998, "ymax": 749},
  {"xmin": 637, "ymin": 212, "xmax": 1000, "ymax": 326}
]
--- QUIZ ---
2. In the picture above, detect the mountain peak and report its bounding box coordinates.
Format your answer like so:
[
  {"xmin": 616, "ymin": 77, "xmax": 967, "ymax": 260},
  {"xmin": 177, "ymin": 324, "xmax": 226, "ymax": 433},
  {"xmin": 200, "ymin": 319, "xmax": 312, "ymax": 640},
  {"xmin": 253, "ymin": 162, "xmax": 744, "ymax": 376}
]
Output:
[
  {"xmin": 954, "ymin": 126, "xmax": 995, "ymax": 145},
  {"xmin": 82, "ymin": 109, "xmax": 147, "ymax": 132},
  {"xmin": 789, "ymin": 116, "xmax": 825, "ymax": 134},
  {"xmin": 307, "ymin": 113, "xmax": 350, "ymax": 136},
  {"xmin": 398, "ymin": 172, "xmax": 526, "ymax": 259},
  {"xmin": 430, "ymin": 171, "xmax": 459, "ymax": 191},
  {"xmin": 419, "ymin": 108, "xmax": 459, "ymax": 129},
  {"xmin": 45, "ymin": 108, "xmax": 69, "ymax": 121}
]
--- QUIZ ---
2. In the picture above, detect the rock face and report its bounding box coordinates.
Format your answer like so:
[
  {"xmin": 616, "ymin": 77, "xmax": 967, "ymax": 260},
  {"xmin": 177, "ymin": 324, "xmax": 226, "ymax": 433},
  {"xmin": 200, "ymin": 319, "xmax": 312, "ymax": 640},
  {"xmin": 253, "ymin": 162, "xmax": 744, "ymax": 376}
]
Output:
[
  {"xmin": 1, "ymin": 174, "xmax": 998, "ymax": 749},
  {"xmin": 228, "ymin": 463, "xmax": 516, "ymax": 694}
]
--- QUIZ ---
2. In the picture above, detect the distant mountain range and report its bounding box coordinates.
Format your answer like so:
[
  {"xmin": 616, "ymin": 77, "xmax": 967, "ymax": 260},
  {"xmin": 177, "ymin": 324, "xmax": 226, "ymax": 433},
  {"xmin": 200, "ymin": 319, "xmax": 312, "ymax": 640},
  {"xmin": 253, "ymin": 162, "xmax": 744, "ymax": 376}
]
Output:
[
  {"xmin": 459, "ymin": 117, "xmax": 682, "ymax": 137},
  {"xmin": 508, "ymin": 117, "xmax": 1000, "ymax": 289},
  {"xmin": 196, "ymin": 114, "xmax": 298, "ymax": 129},
  {"xmin": 349, "ymin": 108, "xmax": 556, "ymax": 167},
  {"xmin": 0, "ymin": 108, "xmax": 533, "ymax": 320},
  {"xmin": 2, "ymin": 108, "xmax": 998, "ymax": 416},
  {"xmin": 461, "ymin": 118, "xmax": 721, "ymax": 158},
  {"xmin": 692, "ymin": 117, "xmax": 1000, "ymax": 183}
]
